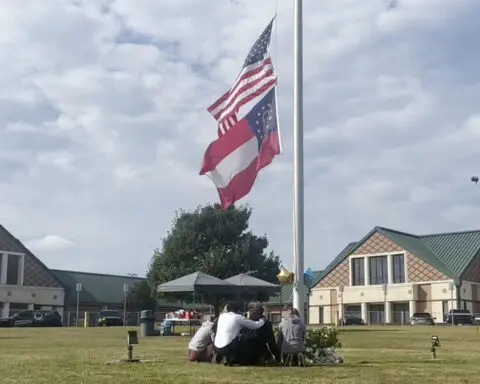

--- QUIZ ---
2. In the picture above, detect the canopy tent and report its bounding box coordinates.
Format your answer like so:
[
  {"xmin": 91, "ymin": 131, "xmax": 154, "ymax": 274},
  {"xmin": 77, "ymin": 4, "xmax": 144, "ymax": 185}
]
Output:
[
  {"xmin": 157, "ymin": 271, "xmax": 238, "ymax": 295},
  {"xmin": 224, "ymin": 273, "xmax": 280, "ymax": 295}
]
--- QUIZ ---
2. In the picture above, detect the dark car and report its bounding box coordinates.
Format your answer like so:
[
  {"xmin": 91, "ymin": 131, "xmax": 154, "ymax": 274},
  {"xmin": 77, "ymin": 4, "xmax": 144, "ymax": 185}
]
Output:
[
  {"xmin": 97, "ymin": 310, "xmax": 123, "ymax": 327},
  {"xmin": 0, "ymin": 310, "xmax": 62, "ymax": 327},
  {"xmin": 446, "ymin": 309, "xmax": 473, "ymax": 325},
  {"xmin": 410, "ymin": 312, "xmax": 435, "ymax": 326},
  {"xmin": 340, "ymin": 316, "xmax": 365, "ymax": 326}
]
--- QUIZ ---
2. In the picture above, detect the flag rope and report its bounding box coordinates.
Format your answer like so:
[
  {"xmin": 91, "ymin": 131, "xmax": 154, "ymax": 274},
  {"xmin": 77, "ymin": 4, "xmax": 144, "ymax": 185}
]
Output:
[{"xmin": 272, "ymin": 0, "xmax": 283, "ymax": 154}]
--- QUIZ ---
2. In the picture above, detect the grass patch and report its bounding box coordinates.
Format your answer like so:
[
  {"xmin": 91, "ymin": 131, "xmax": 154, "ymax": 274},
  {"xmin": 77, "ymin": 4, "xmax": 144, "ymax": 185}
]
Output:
[{"xmin": 0, "ymin": 326, "xmax": 479, "ymax": 383}]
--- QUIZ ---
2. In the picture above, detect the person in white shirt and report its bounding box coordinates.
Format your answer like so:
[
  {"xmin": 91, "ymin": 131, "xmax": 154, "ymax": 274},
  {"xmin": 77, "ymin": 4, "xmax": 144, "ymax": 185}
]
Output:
[
  {"xmin": 213, "ymin": 302, "xmax": 266, "ymax": 365},
  {"xmin": 188, "ymin": 316, "xmax": 215, "ymax": 362}
]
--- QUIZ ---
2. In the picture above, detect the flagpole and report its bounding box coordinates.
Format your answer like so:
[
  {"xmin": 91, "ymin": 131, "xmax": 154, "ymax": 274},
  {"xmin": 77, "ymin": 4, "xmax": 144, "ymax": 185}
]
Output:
[{"xmin": 292, "ymin": 0, "xmax": 305, "ymax": 321}]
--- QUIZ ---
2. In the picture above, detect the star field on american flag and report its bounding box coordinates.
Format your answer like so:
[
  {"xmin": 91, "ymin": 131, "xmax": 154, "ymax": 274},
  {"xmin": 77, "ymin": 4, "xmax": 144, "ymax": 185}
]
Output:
[
  {"xmin": 242, "ymin": 18, "xmax": 274, "ymax": 68},
  {"xmin": 207, "ymin": 17, "xmax": 277, "ymax": 137}
]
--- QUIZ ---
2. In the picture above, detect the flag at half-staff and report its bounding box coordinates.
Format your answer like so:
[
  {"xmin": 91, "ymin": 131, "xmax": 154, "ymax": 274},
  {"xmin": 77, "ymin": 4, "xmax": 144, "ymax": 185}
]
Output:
[{"xmin": 200, "ymin": 18, "xmax": 281, "ymax": 209}]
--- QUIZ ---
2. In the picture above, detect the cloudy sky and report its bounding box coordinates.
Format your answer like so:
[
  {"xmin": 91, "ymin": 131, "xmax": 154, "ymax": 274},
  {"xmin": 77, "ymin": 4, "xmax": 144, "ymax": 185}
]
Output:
[{"xmin": 1, "ymin": 0, "xmax": 480, "ymax": 276}]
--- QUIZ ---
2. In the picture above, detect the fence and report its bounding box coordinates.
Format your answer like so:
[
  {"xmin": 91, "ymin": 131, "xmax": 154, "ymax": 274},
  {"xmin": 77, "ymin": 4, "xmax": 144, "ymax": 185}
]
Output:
[
  {"xmin": 62, "ymin": 310, "xmax": 210, "ymax": 327},
  {"xmin": 61, "ymin": 310, "xmax": 480, "ymax": 327}
]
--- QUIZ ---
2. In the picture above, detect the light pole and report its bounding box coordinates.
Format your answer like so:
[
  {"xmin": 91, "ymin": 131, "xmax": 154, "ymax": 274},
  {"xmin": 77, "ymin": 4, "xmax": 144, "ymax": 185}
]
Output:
[
  {"xmin": 75, "ymin": 283, "xmax": 82, "ymax": 327},
  {"xmin": 123, "ymin": 284, "xmax": 129, "ymax": 326}
]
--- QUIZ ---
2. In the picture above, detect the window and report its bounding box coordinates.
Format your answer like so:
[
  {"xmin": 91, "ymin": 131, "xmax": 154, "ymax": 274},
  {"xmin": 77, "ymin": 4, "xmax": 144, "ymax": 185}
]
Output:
[
  {"xmin": 392, "ymin": 254, "xmax": 405, "ymax": 283},
  {"xmin": 351, "ymin": 258, "xmax": 365, "ymax": 286},
  {"xmin": 369, "ymin": 256, "xmax": 388, "ymax": 285},
  {"xmin": 6, "ymin": 254, "xmax": 20, "ymax": 285}
]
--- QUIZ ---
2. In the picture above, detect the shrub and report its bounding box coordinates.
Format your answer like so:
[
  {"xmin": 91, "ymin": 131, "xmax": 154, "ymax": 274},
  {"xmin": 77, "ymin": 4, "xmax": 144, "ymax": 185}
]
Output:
[
  {"xmin": 304, "ymin": 327, "xmax": 341, "ymax": 360},
  {"xmin": 273, "ymin": 326, "xmax": 341, "ymax": 360}
]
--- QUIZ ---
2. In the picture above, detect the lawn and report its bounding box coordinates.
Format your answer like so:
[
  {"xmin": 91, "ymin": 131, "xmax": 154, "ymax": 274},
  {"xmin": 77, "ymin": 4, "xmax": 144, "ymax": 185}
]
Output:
[{"xmin": 1, "ymin": 326, "xmax": 480, "ymax": 384}]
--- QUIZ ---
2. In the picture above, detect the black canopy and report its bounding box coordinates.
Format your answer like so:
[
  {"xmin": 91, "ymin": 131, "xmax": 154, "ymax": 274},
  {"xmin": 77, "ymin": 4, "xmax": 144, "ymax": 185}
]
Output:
[
  {"xmin": 157, "ymin": 271, "xmax": 239, "ymax": 294},
  {"xmin": 224, "ymin": 273, "xmax": 280, "ymax": 294}
]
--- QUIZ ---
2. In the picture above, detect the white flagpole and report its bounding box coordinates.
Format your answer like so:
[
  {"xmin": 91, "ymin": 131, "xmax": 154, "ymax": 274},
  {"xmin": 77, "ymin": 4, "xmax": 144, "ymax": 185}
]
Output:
[{"xmin": 292, "ymin": 0, "xmax": 305, "ymax": 321}]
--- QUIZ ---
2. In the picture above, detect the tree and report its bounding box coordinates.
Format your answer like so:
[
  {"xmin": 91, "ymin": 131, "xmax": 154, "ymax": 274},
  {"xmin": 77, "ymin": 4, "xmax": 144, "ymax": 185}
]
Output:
[
  {"xmin": 147, "ymin": 204, "xmax": 281, "ymax": 313},
  {"xmin": 126, "ymin": 280, "xmax": 157, "ymax": 311}
]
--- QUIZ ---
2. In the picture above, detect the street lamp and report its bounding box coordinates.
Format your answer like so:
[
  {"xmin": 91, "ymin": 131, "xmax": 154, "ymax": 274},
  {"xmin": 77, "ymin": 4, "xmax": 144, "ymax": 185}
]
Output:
[
  {"xmin": 75, "ymin": 283, "xmax": 82, "ymax": 327},
  {"xmin": 471, "ymin": 176, "xmax": 479, "ymax": 184},
  {"xmin": 123, "ymin": 284, "xmax": 129, "ymax": 326}
]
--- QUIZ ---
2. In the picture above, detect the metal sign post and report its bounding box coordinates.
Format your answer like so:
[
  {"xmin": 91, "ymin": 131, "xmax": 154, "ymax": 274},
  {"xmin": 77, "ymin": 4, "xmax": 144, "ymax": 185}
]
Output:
[
  {"xmin": 75, "ymin": 283, "xmax": 82, "ymax": 327},
  {"xmin": 123, "ymin": 284, "xmax": 129, "ymax": 326}
]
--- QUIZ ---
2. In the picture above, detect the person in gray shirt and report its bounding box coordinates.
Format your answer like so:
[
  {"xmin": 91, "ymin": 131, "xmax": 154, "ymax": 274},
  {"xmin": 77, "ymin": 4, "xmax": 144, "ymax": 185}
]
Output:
[
  {"xmin": 188, "ymin": 315, "xmax": 216, "ymax": 362},
  {"xmin": 276, "ymin": 308, "xmax": 306, "ymax": 362}
]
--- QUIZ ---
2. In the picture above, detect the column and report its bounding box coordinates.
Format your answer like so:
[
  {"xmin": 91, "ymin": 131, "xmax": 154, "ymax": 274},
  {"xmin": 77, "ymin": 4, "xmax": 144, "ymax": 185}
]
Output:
[
  {"xmin": 385, "ymin": 301, "xmax": 392, "ymax": 324},
  {"xmin": 2, "ymin": 302, "xmax": 10, "ymax": 318},
  {"xmin": 409, "ymin": 300, "xmax": 415, "ymax": 318},
  {"xmin": 361, "ymin": 302, "xmax": 367, "ymax": 323},
  {"xmin": 338, "ymin": 303, "xmax": 344, "ymax": 322},
  {"xmin": 0, "ymin": 254, "xmax": 7, "ymax": 284},
  {"xmin": 364, "ymin": 257, "xmax": 370, "ymax": 285},
  {"xmin": 56, "ymin": 307, "xmax": 64, "ymax": 322},
  {"xmin": 387, "ymin": 254, "xmax": 393, "ymax": 284}
]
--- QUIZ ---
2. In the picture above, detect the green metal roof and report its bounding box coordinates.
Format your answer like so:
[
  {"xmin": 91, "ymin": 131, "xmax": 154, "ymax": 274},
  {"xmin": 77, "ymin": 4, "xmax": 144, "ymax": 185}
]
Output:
[
  {"xmin": 313, "ymin": 226, "xmax": 480, "ymax": 286},
  {"xmin": 265, "ymin": 270, "xmax": 323, "ymax": 306},
  {"xmin": 421, "ymin": 230, "xmax": 480, "ymax": 277},
  {"xmin": 51, "ymin": 269, "xmax": 148, "ymax": 307}
]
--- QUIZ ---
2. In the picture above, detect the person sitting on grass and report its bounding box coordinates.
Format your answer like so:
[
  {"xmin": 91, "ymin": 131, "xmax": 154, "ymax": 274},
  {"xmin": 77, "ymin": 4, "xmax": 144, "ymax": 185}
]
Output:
[
  {"xmin": 276, "ymin": 308, "xmax": 306, "ymax": 365},
  {"xmin": 213, "ymin": 302, "xmax": 266, "ymax": 366},
  {"xmin": 237, "ymin": 304, "xmax": 281, "ymax": 365},
  {"xmin": 187, "ymin": 315, "xmax": 216, "ymax": 362}
]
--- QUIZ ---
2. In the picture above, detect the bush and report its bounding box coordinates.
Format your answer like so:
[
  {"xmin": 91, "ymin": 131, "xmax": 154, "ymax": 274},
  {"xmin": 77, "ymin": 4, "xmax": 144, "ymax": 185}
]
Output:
[
  {"xmin": 304, "ymin": 327, "xmax": 341, "ymax": 360},
  {"xmin": 273, "ymin": 326, "xmax": 341, "ymax": 360}
]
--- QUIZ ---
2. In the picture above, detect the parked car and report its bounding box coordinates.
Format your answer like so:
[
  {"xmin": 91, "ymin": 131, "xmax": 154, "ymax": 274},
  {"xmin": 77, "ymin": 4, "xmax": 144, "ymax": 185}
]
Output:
[
  {"xmin": 0, "ymin": 310, "xmax": 62, "ymax": 327},
  {"xmin": 97, "ymin": 310, "xmax": 123, "ymax": 327},
  {"xmin": 445, "ymin": 309, "xmax": 473, "ymax": 325},
  {"xmin": 340, "ymin": 316, "xmax": 365, "ymax": 326},
  {"xmin": 410, "ymin": 312, "xmax": 435, "ymax": 326}
]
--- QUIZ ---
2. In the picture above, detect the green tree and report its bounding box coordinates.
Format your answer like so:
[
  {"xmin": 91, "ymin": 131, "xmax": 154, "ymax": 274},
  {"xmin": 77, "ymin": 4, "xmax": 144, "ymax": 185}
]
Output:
[
  {"xmin": 126, "ymin": 280, "xmax": 157, "ymax": 311},
  {"xmin": 147, "ymin": 204, "xmax": 281, "ymax": 313}
]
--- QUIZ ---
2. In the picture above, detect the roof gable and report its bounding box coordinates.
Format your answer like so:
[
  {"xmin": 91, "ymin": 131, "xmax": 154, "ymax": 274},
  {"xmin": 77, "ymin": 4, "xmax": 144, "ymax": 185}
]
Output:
[
  {"xmin": 0, "ymin": 225, "xmax": 64, "ymax": 288},
  {"xmin": 314, "ymin": 226, "xmax": 480, "ymax": 285},
  {"xmin": 313, "ymin": 242, "xmax": 358, "ymax": 287}
]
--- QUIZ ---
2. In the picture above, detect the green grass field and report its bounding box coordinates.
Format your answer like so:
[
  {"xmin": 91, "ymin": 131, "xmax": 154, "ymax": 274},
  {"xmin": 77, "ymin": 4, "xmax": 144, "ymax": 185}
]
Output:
[{"xmin": 1, "ymin": 326, "xmax": 480, "ymax": 383}]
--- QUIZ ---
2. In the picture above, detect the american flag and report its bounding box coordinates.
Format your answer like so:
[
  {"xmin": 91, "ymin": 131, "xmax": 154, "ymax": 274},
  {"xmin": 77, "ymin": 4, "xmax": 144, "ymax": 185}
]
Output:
[{"xmin": 208, "ymin": 17, "xmax": 277, "ymax": 137}]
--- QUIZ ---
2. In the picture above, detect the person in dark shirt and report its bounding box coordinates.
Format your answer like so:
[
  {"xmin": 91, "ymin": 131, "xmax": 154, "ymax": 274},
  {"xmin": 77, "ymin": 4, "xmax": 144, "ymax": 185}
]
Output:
[{"xmin": 237, "ymin": 304, "xmax": 281, "ymax": 365}]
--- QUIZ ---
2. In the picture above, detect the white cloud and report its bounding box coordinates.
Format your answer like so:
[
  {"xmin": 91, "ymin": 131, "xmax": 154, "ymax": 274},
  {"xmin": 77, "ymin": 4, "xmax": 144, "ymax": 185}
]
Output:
[
  {"xmin": 26, "ymin": 235, "xmax": 75, "ymax": 252},
  {"xmin": 1, "ymin": 0, "xmax": 480, "ymax": 275}
]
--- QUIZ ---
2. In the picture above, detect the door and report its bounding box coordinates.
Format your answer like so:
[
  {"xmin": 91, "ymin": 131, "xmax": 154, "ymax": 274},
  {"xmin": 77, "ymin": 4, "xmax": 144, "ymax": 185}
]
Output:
[
  {"xmin": 368, "ymin": 304, "xmax": 385, "ymax": 325},
  {"xmin": 392, "ymin": 303, "xmax": 409, "ymax": 324}
]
